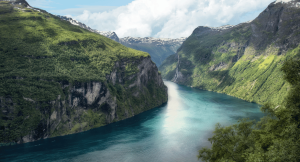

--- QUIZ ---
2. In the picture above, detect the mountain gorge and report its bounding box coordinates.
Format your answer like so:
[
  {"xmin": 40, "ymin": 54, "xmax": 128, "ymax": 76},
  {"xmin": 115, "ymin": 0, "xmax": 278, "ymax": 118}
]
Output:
[
  {"xmin": 159, "ymin": 0, "xmax": 300, "ymax": 105},
  {"xmin": 0, "ymin": 0, "xmax": 167, "ymax": 145},
  {"xmin": 55, "ymin": 15, "xmax": 186, "ymax": 66},
  {"xmin": 119, "ymin": 37, "xmax": 186, "ymax": 66}
]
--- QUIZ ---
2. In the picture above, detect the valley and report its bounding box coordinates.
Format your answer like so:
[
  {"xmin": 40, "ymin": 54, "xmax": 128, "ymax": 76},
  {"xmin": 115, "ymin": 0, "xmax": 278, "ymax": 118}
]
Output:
[
  {"xmin": 0, "ymin": 0, "xmax": 299, "ymax": 161},
  {"xmin": 159, "ymin": 1, "xmax": 300, "ymax": 105}
]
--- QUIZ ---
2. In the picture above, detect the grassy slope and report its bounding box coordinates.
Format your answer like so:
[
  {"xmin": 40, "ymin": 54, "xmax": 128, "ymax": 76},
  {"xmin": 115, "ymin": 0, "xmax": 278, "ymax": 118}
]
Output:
[
  {"xmin": 0, "ymin": 1, "xmax": 148, "ymax": 100},
  {"xmin": 160, "ymin": 20, "xmax": 300, "ymax": 105},
  {"xmin": 122, "ymin": 43, "xmax": 179, "ymax": 66},
  {"xmin": 0, "ymin": 1, "xmax": 162, "ymax": 143}
]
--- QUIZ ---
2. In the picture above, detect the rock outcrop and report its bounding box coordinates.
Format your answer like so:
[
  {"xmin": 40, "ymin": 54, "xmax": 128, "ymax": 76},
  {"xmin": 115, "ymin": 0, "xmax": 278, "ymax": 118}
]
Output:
[
  {"xmin": 159, "ymin": 0, "xmax": 300, "ymax": 105},
  {"xmin": 0, "ymin": 0, "xmax": 168, "ymax": 145},
  {"xmin": 0, "ymin": 56, "xmax": 167, "ymax": 144}
]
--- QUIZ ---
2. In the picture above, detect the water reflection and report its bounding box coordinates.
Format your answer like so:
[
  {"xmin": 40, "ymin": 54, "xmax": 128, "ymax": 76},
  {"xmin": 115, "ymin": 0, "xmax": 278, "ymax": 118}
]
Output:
[{"xmin": 0, "ymin": 81, "xmax": 266, "ymax": 162}]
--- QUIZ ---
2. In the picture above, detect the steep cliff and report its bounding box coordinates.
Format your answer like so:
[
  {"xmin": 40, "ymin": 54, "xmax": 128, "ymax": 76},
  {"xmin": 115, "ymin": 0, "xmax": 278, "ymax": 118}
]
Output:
[
  {"xmin": 159, "ymin": 0, "xmax": 300, "ymax": 105},
  {"xmin": 0, "ymin": 0, "xmax": 167, "ymax": 145}
]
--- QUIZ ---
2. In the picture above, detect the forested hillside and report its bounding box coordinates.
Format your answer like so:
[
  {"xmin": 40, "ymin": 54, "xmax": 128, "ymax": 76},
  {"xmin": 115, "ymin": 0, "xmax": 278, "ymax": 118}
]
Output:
[
  {"xmin": 197, "ymin": 48, "xmax": 300, "ymax": 162},
  {"xmin": 159, "ymin": 0, "xmax": 300, "ymax": 105},
  {"xmin": 0, "ymin": 0, "xmax": 167, "ymax": 145}
]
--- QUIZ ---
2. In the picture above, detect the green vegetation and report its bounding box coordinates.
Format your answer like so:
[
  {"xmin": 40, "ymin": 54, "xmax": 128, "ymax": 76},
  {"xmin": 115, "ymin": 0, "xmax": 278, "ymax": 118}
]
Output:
[
  {"xmin": 0, "ymin": 3, "xmax": 148, "ymax": 83},
  {"xmin": 198, "ymin": 59, "xmax": 300, "ymax": 162},
  {"xmin": 159, "ymin": 23, "xmax": 300, "ymax": 105},
  {"xmin": 157, "ymin": 4, "xmax": 300, "ymax": 161},
  {"xmin": 109, "ymin": 78, "xmax": 168, "ymax": 121},
  {"xmin": 159, "ymin": 54, "xmax": 178, "ymax": 79},
  {"xmin": 122, "ymin": 43, "xmax": 179, "ymax": 66},
  {"xmin": 0, "ymin": 1, "xmax": 165, "ymax": 144}
]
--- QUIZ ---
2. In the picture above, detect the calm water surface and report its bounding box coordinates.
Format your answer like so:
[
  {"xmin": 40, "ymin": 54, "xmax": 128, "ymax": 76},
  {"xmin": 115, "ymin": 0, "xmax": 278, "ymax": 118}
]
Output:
[{"xmin": 0, "ymin": 81, "xmax": 266, "ymax": 162}]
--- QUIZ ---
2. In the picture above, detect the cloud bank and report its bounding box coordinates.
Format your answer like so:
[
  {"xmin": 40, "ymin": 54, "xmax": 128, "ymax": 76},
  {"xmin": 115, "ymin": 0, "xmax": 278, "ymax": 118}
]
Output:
[{"xmin": 73, "ymin": 0, "xmax": 275, "ymax": 38}]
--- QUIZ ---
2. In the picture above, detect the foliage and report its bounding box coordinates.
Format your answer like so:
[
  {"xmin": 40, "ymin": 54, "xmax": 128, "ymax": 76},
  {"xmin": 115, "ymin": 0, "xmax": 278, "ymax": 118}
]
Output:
[
  {"xmin": 122, "ymin": 42, "xmax": 180, "ymax": 66},
  {"xmin": 0, "ymin": 2, "xmax": 152, "ymax": 144},
  {"xmin": 197, "ymin": 59, "xmax": 300, "ymax": 162},
  {"xmin": 158, "ymin": 54, "xmax": 178, "ymax": 80},
  {"xmin": 159, "ymin": 23, "xmax": 300, "ymax": 105}
]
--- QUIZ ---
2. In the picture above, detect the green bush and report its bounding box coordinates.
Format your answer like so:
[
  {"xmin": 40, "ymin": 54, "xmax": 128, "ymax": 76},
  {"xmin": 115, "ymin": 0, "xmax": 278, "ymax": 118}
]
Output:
[{"xmin": 197, "ymin": 59, "xmax": 300, "ymax": 162}]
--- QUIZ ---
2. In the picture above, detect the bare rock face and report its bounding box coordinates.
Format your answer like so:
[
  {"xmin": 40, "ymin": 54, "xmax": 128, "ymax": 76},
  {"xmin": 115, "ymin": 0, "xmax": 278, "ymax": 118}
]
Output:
[
  {"xmin": 0, "ymin": 0, "xmax": 167, "ymax": 145},
  {"xmin": 95, "ymin": 31, "xmax": 120, "ymax": 42},
  {"xmin": 0, "ymin": 56, "xmax": 167, "ymax": 144},
  {"xmin": 167, "ymin": 0, "xmax": 300, "ymax": 84},
  {"xmin": 160, "ymin": 0, "xmax": 300, "ymax": 105}
]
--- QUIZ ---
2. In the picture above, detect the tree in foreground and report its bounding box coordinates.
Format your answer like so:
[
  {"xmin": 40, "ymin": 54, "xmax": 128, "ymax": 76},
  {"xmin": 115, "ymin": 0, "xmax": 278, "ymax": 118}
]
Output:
[{"xmin": 198, "ymin": 59, "xmax": 300, "ymax": 162}]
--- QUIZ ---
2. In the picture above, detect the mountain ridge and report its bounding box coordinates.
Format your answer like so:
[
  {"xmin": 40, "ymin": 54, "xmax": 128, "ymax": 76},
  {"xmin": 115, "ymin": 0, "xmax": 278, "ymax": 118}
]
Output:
[
  {"xmin": 159, "ymin": 0, "xmax": 300, "ymax": 105},
  {"xmin": 0, "ymin": 0, "xmax": 167, "ymax": 145},
  {"xmin": 55, "ymin": 15, "xmax": 186, "ymax": 66}
]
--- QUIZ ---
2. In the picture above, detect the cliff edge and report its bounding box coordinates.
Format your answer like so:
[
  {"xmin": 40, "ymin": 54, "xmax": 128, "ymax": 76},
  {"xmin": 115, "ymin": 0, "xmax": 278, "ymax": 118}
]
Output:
[{"xmin": 0, "ymin": 0, "xmax": 167, "ymax": 145}]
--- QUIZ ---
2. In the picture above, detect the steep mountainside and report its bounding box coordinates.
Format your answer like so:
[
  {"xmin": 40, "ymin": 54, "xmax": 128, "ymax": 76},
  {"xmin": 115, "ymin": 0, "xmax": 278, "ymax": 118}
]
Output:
[
  {"xmin": 119, "ymin": 37, "xmax": 186, "ymax": 66},
  {"xmin": 55, "ymin": 15, "xmax": 186, "ymax": 66},
  {"xmin": 159, "ymin": 0, "xmax": 300, "ymax": 105},
  {"xmin": 0, "ymin": 0, "xmax": 167, "ymax": 145},
  {"xmin": 56, "ymin": 15, "xmax": 120, "ymax": 42}
]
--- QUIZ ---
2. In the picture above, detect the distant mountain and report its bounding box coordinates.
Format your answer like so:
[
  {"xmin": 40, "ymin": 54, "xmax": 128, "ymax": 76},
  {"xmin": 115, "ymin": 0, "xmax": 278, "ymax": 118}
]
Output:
[
  {"xmin": 159, "ymin": 0, "xmax": 300, "ymax": 105},
  {"xmin": 56, "ymin": 15, "xmax": 120, "ymax": 42},
  {"xmin": 119, "ymin": 37, "xmax": 186, "ymax": 66},
  {"xmin": 96, "ymin": 31, "xmax": 120, "ymax": 42},
  {"xmin": 55, "ymin": 15, "xmax": 186, "ymax": 66}
]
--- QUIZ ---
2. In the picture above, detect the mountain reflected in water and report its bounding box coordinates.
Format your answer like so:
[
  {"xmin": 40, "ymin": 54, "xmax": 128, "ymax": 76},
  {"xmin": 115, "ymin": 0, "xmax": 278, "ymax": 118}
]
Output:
[{"xmin": 0, "ymin": 81, "xmax": 265, "ymax": 162}]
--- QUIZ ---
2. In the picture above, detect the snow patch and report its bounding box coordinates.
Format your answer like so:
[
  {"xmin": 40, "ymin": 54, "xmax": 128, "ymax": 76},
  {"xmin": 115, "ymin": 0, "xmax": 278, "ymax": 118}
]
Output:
[
  {"xmin": 274, "ymin": 0, "xmax": 294, "ymax": 4},
  {"xmin": 119, "ymin": 37, "xmax": 186, "ymax": 45}
]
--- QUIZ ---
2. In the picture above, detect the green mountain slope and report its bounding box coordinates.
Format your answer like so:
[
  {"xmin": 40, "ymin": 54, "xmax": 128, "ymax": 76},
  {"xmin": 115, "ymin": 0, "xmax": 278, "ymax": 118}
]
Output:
[
  {"xmin": 54, "ymin": 15, "xmax": 185, "ymax": 67},
  {"xmin": 159, "ymin": 1, "xmax": 300, "ymax": 105},
  {"xmin": 0, "ymin": 0, "xmax": 167, "ymax": 145},
  {"xmin": 120, "ymin": 40, "xmax": 183, "ymax": 66}
]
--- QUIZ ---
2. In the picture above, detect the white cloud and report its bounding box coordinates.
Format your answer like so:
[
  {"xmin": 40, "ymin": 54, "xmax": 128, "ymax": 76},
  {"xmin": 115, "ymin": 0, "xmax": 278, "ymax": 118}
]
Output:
[{"xmin": 73, "ymin": 0, "xmax": 275, "ymax": 38}]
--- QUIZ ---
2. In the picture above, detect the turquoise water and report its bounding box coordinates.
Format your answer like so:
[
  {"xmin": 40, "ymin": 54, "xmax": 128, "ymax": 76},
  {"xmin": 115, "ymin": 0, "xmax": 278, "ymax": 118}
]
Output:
[{"xmin": 0, "ymin": 81, "xmax": 265, "ymax": 162}]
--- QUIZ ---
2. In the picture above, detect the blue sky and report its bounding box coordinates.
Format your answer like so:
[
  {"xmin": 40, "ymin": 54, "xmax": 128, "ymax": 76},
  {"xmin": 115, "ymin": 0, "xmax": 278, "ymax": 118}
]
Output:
[
  {"xmin": 27, "ymin": 0, "xmax": 135, "ymax": 14},
  {"xmin": 26, "ymin": 0, "xmax": 275, "ymax": 38},
  {"xmin": 26, "ymin": 0, "xmax": 135, "ymax": 9}
]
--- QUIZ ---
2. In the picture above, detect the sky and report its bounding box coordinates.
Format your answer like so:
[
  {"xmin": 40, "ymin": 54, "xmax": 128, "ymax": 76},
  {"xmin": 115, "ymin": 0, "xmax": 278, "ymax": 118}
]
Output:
[{"xmin": 26, "ymin": 0, "xmax": 276, "ymax": 38}]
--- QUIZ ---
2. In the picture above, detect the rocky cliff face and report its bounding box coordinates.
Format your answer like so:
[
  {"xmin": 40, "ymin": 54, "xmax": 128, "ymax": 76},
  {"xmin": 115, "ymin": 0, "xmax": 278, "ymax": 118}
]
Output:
[
  {"xmin": 0, "ymin": 0, "xmax": 167, "ymax": 145},
  {"xmin": 159, "ymin": 0, "xmax": 300, "ymax": 105},
  {"xmin": 0, "ymin": 56, "xmax": 167, "ymax": 144}
]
